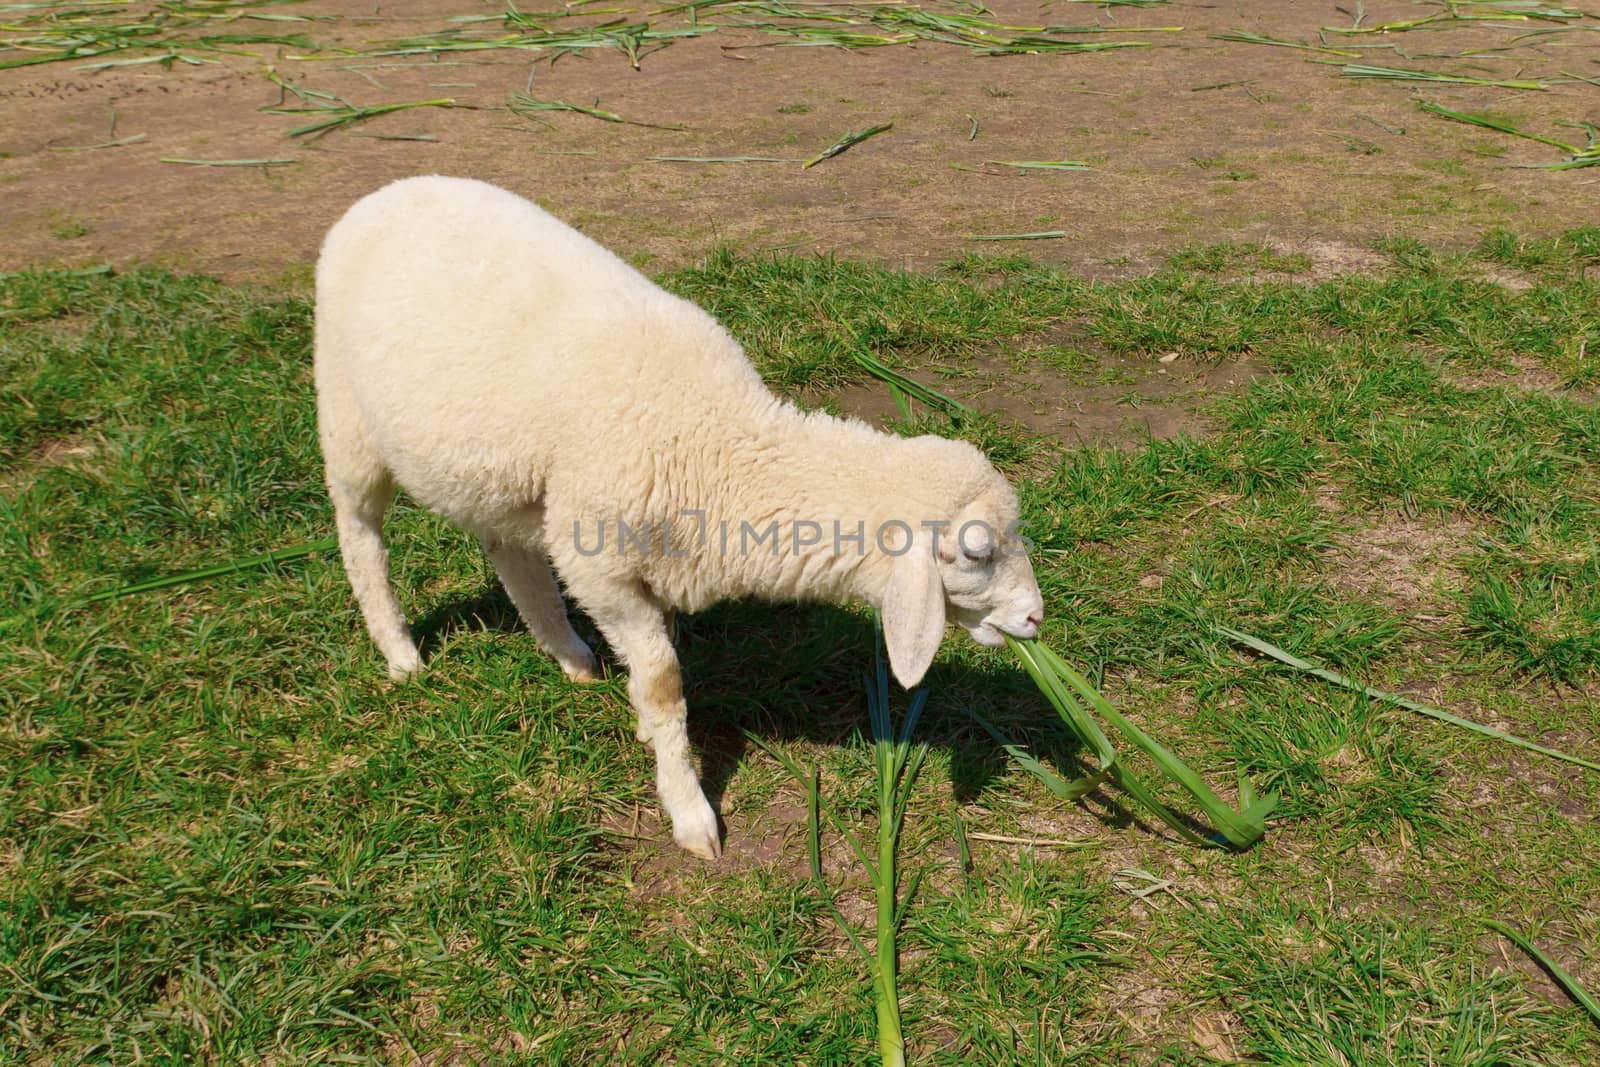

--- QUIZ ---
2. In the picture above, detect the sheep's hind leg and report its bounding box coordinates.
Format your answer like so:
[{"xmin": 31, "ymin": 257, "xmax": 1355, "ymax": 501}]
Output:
[
  {"xmin": 481, "ymin": 538, "xmax": 597, "ymax": 682},
  {"xmin": 329, "ymin": 475, "xmax": 422, "ymax": 681},
  {"xmin": 586, "ymin": 584, "xmax": 721, "ymax": 859}
]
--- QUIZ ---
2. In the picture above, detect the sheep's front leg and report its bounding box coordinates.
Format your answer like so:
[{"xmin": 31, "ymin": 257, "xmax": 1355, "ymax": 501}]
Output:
[{"xmin": 590, "ymin": 588, "xmax": 721, "ymax": 859}]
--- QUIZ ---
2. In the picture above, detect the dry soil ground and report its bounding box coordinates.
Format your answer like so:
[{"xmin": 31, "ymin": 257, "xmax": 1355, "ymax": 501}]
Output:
[{"xmin": 2, "ymin": 0, "xmax": 1598, "ymax": 282}]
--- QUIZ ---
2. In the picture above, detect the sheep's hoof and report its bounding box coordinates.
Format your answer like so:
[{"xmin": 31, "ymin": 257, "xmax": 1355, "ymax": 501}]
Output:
[
  {"xmin": 672, "ymin": 802, "xmax": 723, "ymax": 860},
  {"xmin": 676, "ymin": 826, "xmax": 723, "ymax": 860},
  {"xmin": 385, "ymin": 649, "xmax": 422, "ymax": 681},
  {"xmin": 558, "ymin": 646, "xmax": 599, "ymax": 683},
  {"xmin": 561, "ymin": 658, "xmax": 599, "ymax": 683}
]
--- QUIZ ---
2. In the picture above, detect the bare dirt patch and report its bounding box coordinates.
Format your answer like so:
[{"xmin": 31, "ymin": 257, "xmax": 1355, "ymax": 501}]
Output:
[
  {"xmin": 602, "ymin": 787, "xmax": 815, "ymax": 894},
  {"xmin": 0, "ymin": 431, "xmax": 97, "ymax": 491},
  {"xmin": 1293, "ymin": 240, "xmax": 1392, "ymax": 283},
  {"xmin": 1327, "ymin": 512, "xmax": 1480, "ymax": 618},
  {"xmin": 823, "ymin": 349, "xmax": 1270, "ymax": 448},
  {"xmin": 25, "ymin": 432, "xmax": 93, "ymax": 467},
  {"xmin": 1447, "ymin": 354, "xmax": 1592, "ymax": 401},
  {"xmin": 3, "ymin": 2, "xmax": 1598, "ymax": 283}
]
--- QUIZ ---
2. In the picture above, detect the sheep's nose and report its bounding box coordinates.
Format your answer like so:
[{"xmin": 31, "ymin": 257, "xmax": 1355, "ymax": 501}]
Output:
[{"xmin": 1025, "ymin": 609, "xmax": 1043, "ymax": 632}]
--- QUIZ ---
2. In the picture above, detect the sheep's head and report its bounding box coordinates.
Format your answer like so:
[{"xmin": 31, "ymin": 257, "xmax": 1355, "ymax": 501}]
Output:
[{"xmin": 881, "ymin": 487, "xmax": 1044, "ymax": 689}]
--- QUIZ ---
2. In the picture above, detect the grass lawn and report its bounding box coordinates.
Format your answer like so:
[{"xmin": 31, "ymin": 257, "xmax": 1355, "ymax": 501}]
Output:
[{"xmin": 3, "ymin": 232, "xmax": 1599, "ymax": 1063}]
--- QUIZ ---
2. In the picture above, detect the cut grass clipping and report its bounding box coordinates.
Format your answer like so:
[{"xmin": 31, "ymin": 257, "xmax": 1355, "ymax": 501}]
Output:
[
  {"xmin": 0, "ymin": 0, "xmax": 314, "ymax": 73},
  {"xmin": 1219, "ymin": 626, "xmax": 1600, "ymax": 774},
  {"xmin": 1208, "ymin": 29, "xmax": 1360, "ymax": 56},
  {"xmin": 371, "ymin": 1, "xmax": 1171, "ymax": 67},
  {"xmin": 160, "ymin": 157, "xmax": 299, "ymax": 167},
  {"xmin": 260, "ymin": 73, "xmax": 460, "ymax": 140},
  {"xmin": 985, "ymin": 159, "xmax": 1091, "ymax": 171},
  {"xmin": 830, "ymin": 316, "xmax": 973, "ymax": 421},
  {"xmin": 1323, "ymin": 3, "xmax": 1589, "ymax": 35},
  {"xmin": 803, "ymin": 122, "xmax": 892, "ymax": 169},
  {"xmin": 649, "ymin": 156, "xmax": 797, "ymax": 164},
  {"xmin": 1485, "ymin": 920, "xmax": 1600, "ymax": 1030},
  {"xmin": 854, "ymin": 348, "xmax": 972, "ymax": 420},
  {"xmin": 750, "ymin": 635, "xmax": 927, "ymax": 1067},
  {"xmin": 1339, "ymin": 63, "xmax": 1548, "ymax": 91},
  {"xmin": 506, "ymin": 92, "xmax": 687, "ymax": 131},
  {"xmin": 964, "ymin": 231, "xmax": 1068, "ymax": 241},
  {"xmin": 1420, "ymin": 100, "xmax": 1600, "ymax": 169},
  {"xmin": 983, "ymin": 638, "xmax": 1276, "ymax": 850}
]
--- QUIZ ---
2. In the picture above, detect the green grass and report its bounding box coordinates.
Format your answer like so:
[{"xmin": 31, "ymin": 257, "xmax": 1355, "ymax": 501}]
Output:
[
  {"xmin": 1169, "ymin": 241, "xmax": 1314, "ymax": 276},
  {"xmin": 4, "ymin": 235, "xmax": 1600, "ymax": 1062}
]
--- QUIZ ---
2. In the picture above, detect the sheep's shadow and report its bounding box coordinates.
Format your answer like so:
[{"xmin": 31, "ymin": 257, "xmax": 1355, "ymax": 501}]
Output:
[
  {"xmin": 411, "ymin": 586, "xmax": 521, "ymax": 661},
  {"xmin": 410, "ymin": 586, "xmax": 1166, "ymax": 841}
]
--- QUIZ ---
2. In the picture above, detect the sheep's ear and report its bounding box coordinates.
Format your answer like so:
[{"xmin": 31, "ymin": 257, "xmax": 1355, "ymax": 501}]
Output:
[{"xmin": 883, "ymin": 539, "xmax": 945, "ymax": 688}]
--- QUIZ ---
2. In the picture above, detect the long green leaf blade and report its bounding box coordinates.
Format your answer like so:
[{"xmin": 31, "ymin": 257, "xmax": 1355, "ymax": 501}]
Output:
[
  {"xmin": 1218, "ymin": 626, "xmax": 1600, "ymax": 773},
  {"xmin": 1484, "ymin": 920, "xmax": 1600, "ymax": 1027},
  {"xmin": 84, "ymin": 537, "xmax": 338, "ymax": 602}
]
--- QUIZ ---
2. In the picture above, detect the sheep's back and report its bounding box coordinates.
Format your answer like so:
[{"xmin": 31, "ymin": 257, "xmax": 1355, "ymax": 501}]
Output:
[{"xmin": 315, "ymin": 176, "xmax": 762, "ymax": 528}]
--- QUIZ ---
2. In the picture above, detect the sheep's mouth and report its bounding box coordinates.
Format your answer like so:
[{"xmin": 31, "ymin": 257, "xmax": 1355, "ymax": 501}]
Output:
[
  {"xmin": 962, "ymin": 615, "xmax": 1040, "ymax": 647},
  {"xmin": 962, "ymin": 620, "xmax": 1008, "ymax": 648}
]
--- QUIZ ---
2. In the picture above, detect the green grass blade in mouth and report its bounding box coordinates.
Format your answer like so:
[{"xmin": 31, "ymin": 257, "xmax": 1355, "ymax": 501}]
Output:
[
  {"xmin": 998, "ymin": 636, "xmax": 1274, "ymax": 849},
  {"xmin": 1031, "ymin": 640, "xmax": 1275, "ymax": 847},
  {"xmin": 1004, "ymin": 639, "xmax": 1118, "ymax": 775},
  {"xmin": 969, "ymin": 708, "xmax": 1112, "ymax": 802},
  {"xmin": 1218, "ymin": 626, "xmax": 1600, "ymax": 773}
]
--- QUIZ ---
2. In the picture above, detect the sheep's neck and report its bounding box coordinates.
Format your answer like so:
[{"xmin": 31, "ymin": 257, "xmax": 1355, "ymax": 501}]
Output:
[{"xmin": 705, "ymin": 407, "xmax": 939, "ymax": 608}]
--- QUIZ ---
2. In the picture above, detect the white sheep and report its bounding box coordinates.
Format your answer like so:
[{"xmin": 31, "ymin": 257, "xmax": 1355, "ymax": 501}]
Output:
[{"xmin": 315, "ymin": 176, "xmax": 1044, "ymax": 858}]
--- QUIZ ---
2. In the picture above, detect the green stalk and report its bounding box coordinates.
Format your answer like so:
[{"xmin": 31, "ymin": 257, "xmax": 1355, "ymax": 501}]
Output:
[
  {"xmin": 742, "ymin": 627, "xmax": 921, "ymax": 1062},
  {"xmin": 1218, "ymin": 625, "xmax": 1600, "ymax": 773},
  {"xmin": 753, "ymin": 628, "xmax": 922, "ymax": 1064},
  {"xmin": 874, "ymin": 730, "xmax": 904, "ymax": 1067},
  {"xmin": 866, "ymin": 645, "xmax": 922, "ymax": 1067}
]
